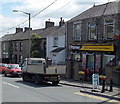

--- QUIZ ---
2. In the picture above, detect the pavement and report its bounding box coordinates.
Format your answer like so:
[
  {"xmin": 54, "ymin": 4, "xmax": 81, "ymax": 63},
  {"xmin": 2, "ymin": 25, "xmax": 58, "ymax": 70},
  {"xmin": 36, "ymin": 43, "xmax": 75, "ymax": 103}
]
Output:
[{"xmin": 59, "ymin": 79, "xmax": 120, "ymax": 101}]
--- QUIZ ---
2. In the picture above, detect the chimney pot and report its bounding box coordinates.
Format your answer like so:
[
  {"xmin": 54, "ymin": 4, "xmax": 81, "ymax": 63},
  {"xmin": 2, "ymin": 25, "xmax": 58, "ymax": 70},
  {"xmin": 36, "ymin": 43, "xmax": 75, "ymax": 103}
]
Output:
[
  {"xmin": 59, "ymin": 17, "xmax": 65, "ymax": 27},
  {"xmin": 24, "ymin": 27, "xmax": 32, "ymax": 32},
  {"xmin": 45, "ymin": 21, "xmax": 54, "ymax": 28},
  {"xmin": 16, "ymin": 28, "xmax": 23, "ymax": 33}
]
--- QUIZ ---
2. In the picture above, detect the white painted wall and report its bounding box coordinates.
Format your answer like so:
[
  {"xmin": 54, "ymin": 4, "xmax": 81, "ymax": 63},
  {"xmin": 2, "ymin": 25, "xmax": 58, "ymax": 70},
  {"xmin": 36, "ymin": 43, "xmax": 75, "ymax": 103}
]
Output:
[
  {"xmin": 57, "ymin": 49, "xmax": 66, "ymax": 64},
  {"xmin": 50, "ymin": 49, "xmax": 65, "ymax": 65},
  {"xmin": 46, "ymin": 34, "xmax": 65, "ymax": 65},
  {"xmin": 46, "ymin": 35, "xmax": 65, "ymax": 58}
]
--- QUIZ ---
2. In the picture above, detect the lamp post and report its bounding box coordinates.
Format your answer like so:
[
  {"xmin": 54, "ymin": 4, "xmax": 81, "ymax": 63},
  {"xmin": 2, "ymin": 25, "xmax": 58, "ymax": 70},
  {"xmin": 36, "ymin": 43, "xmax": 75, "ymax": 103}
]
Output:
[{"xmin": 13, "ymin": 10, "xmax": 31, "ymax": 58}]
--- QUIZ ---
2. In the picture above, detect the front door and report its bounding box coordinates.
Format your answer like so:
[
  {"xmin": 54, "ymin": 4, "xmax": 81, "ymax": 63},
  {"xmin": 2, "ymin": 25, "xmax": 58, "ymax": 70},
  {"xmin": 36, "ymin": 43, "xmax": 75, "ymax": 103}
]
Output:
[{"xmin": 14, "ymin": 55, "xmax": 17, "ymax": 64}]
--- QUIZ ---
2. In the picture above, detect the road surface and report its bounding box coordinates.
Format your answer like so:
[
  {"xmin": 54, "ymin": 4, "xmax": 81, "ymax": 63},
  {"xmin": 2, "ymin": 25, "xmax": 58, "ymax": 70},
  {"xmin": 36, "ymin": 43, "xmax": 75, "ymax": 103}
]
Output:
[{"xmin": 1, "ymin": 75, "xmax": 119, "ymax": 103}]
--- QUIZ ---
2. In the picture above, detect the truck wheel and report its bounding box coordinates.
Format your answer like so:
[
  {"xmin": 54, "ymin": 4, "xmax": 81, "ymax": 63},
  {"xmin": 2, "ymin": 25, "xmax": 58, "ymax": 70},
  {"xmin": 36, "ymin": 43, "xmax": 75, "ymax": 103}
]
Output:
[
  {"xmin": 11, "ymin": 73, "xmax": 14, "ymax": 77},
  {"xmin": 4, "ymin": 72, "xmax": 7, "ymax": 77},
  {"xmin": 34, "ymin": 75, "xmax": 39, "ymax": 85},
  {"xmin": 52, "ymin": 81, "xmax": 59, "ymax": 85},
  {"xmin": 2, "ymin": 71, "xmax": 5, "ymax": 74},
  {"xmin": 22, "ymin": 74, "xmax": 27, "ymax": 82}
]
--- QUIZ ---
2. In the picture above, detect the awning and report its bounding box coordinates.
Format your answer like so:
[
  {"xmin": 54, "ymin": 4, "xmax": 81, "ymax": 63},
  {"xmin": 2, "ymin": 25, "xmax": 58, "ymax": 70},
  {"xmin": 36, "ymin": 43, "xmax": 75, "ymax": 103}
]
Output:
[{"xmin": 51, "ymin": 47, "xmax": 65, "ymax": 53}]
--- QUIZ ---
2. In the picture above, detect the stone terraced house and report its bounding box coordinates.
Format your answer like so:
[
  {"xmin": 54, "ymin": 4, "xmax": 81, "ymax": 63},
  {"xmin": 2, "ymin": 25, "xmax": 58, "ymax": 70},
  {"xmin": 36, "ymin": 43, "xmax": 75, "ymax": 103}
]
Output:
[{"xmin": 66, "ymin": 1, "xmax": 120, "ymax": 85}]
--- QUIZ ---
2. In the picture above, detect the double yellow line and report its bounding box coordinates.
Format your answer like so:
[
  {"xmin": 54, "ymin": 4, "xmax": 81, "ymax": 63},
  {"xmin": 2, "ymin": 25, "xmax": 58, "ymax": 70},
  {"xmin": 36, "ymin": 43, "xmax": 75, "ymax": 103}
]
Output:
[{"xmin": 74, "ymin": 92, "xmax": 119, "ymax": 103}]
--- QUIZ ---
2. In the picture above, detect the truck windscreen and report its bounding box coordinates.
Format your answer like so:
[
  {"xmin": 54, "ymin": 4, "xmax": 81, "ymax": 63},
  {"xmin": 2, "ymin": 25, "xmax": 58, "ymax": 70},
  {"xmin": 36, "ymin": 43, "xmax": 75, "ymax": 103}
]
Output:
[{"xmin": 30, "ymin": 60, "xmax": 42, "ymax": 64}]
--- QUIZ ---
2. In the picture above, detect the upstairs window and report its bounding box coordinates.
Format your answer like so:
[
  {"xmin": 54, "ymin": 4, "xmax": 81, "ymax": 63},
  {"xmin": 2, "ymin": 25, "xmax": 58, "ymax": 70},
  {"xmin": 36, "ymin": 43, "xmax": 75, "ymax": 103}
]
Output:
[
  {"xmin": 3, "ymin": 43, "xmax": 6, "ymax": 51},
  {"xmin": 19, "ymin": 55, "xmax": 23, "ymax": 63},
  {"xmin": 15, "ymin": 42, "xmax": 18, "ymax": 51},
  {"xmin": 20, "ymin": 42, "xmax": 23, "ymax": 51},
  {"xmin": 53, "ymin": 37, "xmax": 58, "ymax": 47},
  {"xmin": 104, "ymin": 19, "xmax": 114, "ymax": 39},
  {"xmin": 89, "ymin": 24, "xmax": 96, "ymax": 40},
  {"xmin": 74, "ymin": 24, "xmax": 81, "ymax": 40}
]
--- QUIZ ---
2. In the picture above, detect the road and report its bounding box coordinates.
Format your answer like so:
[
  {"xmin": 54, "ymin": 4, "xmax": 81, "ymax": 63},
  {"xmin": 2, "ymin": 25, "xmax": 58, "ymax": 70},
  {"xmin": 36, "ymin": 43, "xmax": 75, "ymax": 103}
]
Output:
[{"xmin": 1, "ymin": 75, "xmax": 118, "ymax": 103}]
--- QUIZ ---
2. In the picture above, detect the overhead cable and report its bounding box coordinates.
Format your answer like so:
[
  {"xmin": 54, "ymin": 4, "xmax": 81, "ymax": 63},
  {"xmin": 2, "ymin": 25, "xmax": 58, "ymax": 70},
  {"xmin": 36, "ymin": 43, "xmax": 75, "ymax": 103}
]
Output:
[{"xmin": 1, "ymin": 0, "xmax": 58, "ymax": 33}]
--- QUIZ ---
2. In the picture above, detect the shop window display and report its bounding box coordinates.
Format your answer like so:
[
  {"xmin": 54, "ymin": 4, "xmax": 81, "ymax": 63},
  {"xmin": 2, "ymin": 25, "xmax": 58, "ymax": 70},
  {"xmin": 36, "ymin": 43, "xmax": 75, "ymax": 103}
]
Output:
[
  {"xmin": 95, "ymin": 55, "xmax": 101, "ymax": 73},
  {"xmin": 103, "ymin": 55, "xmax": 115, "ymax": 67},
  {"xmin": 87, "ymin": 55, "xmax": 94, "ymax": 72},
  {"xmin": 82, "ymin": 54, "xmax": 86, "ymax": 70}
]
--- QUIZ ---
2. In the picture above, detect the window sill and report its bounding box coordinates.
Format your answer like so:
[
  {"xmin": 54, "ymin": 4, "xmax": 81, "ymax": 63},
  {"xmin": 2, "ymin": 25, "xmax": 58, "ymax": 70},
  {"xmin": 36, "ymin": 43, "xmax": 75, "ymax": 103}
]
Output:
[
  {"xmin": 89, "ymin": 38, "xmax": 97, "ymax": 40},
  {"xmin": 53, "ymin": 46, "xmax": 58, "ymax": 47},
  {"xmin": 74, "ymin": 40, "xmax": 82, "ymax": 42},
  {"xmin": 74, "ymin": 39, "xmax": 81, "ymax": 41}
]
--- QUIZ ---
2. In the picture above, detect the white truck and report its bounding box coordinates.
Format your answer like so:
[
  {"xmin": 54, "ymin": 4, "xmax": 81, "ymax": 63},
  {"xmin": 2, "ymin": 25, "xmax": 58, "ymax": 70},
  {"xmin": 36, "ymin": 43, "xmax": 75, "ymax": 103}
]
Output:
[{"xmin": 21, "ymin": 58, "xmax": 66, "ymax": 85}]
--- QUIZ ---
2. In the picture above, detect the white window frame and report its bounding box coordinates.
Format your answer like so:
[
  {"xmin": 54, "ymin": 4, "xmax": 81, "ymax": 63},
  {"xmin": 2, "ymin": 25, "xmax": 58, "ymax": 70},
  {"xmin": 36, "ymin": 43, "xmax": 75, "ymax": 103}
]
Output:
[
  {"xmin": 104, "ymin": 19, "xmax": 114, "ymax": 40},
  {"xmin": 53, "ymin": 37, "xmax": 58, "ymax": 47},
  {"xmin": 6, "ymin": 52, "xmax": 8, "ymax": 58},
  {"xmin": 3, "ymin": 43, "xmax": 6, "ymax": 51},
  {"xmin": 73, "ymin": 23, "xmax": 81, "ymax": 41},
  {"xmin": 15, "ymin": 42, "xmax": 19, "ymax": 51},
  {"xmin": 19, "ymin": 55, "xmax": 23, "ymax": 63},
  {"xmin": 88, "ymin": 24, "xmax": 96, "ymax": 40},
  {"xmin": 20, "ymin": 42, "xmax": 23, "ymax": 51}
]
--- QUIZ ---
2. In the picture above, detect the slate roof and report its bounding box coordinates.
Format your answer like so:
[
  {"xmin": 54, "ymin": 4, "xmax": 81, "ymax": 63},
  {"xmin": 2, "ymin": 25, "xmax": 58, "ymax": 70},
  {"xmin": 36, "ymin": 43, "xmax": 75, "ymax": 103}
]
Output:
[
  {"xmin": 2, "ymin": 26, "xmax": 59, "ymax": 41},
  {"xmin": 68, "ymin": 1, "xmax": 119, "ymax": 22},
  {"xmin": 39, "ymin": 26, "xmax": 59, "ymax": 38},
  {"xmin": 48, "ymin": 25, "xmax": 65, "ymax": 37},
  {"xmin": 51, "ymin": 47, "xmax": 65, "ymax": 53}
]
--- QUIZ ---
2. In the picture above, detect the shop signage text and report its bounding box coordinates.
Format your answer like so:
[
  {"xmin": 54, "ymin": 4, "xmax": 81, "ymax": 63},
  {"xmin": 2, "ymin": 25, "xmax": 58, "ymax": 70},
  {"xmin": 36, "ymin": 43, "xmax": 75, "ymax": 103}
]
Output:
[{"xmin": 71, "ymin": 44, "xmax": 114, "ymax": 52}]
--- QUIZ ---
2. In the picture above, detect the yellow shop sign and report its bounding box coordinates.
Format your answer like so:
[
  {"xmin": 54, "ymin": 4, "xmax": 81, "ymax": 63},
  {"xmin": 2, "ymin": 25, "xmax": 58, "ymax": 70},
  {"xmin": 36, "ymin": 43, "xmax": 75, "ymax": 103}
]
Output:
[{"xmin": 71, "ymin": 43, "xmax": 114, "ymax": 51}]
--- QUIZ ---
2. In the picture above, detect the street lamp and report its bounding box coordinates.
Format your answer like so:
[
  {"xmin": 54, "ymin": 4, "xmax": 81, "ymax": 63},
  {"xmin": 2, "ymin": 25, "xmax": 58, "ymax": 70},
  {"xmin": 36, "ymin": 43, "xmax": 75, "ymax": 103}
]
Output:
[{"xmin": 13, "ymin": 10, "xmax": 31, "ymax": 58}]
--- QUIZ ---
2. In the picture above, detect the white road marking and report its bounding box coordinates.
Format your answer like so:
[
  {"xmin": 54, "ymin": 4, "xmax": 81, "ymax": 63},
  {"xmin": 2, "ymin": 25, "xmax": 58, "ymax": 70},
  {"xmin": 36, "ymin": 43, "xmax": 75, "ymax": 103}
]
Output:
[{"xmin": 3, "ymin": 82, "xmax": 19, "ymax": 88}]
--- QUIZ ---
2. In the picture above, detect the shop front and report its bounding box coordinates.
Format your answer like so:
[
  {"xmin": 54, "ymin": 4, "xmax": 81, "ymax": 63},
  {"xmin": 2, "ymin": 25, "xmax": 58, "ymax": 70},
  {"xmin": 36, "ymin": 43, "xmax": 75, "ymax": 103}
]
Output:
[{"xmin": 69, "ymin": 43, "xmax": 115, "ymax": 81}]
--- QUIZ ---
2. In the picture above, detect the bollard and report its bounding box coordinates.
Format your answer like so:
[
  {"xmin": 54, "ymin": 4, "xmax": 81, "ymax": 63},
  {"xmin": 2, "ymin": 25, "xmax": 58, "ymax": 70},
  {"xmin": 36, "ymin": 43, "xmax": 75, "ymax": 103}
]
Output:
[
  {"xmin": 109, "ymin": 77, "xmax": 113, "ymax": 92},
  {"xmin": 101, "ymin": 79, "xmax": 105, "ymax": 93}
]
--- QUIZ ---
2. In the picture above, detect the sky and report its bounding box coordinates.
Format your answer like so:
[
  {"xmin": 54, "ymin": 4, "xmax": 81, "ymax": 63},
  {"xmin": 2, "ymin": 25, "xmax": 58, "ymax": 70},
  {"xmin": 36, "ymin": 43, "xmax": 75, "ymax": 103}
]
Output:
[{"xmin": 0, "ymin": 0, "xmax": 117, "ymax": 37}]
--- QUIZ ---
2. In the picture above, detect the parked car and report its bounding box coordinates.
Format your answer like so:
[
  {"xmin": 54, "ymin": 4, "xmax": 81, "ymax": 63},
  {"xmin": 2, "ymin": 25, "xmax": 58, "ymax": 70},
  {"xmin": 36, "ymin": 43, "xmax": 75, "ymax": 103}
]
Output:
[
  {"xmin": 4, "ymin": 64, "xmax": 21, "ymax": 77},
  {"xmin": 0, "ymin": 63, "xmax": 8, "ymax": 74}
]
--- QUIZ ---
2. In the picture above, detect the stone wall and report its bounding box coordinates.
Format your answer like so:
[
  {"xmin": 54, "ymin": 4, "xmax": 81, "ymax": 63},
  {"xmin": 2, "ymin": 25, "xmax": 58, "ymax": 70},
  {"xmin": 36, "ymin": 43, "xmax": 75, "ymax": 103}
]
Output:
[{"xmin": 105, "ymin": 66, "xmax": 120, "ymax": 86}]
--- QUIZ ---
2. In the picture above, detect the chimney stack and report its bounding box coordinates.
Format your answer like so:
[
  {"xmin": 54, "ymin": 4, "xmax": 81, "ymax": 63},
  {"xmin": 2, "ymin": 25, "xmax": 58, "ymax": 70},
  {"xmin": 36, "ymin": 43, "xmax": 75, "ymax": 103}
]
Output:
[
  {"xmin": 16, "ymin": 28, "xmax": 23, "ymax": 33},
  {"xmin": 45, "ymin": 19, "xmax": 54, "ymax": 28},
  {"xmin": 59, "ymin": 17, "xmax": 65, "ymax": 27},
  {"xmin": 24, "ymin": 27, "xmax": 32, "ymax": 32}
]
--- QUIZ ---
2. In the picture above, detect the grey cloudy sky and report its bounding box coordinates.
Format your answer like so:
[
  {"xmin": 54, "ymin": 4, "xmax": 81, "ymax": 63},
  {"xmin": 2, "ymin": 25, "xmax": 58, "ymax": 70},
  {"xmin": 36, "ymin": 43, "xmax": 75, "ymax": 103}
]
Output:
[{"xmin": 0, "ymin": 0, "xmax": 116, "ymax": 37}]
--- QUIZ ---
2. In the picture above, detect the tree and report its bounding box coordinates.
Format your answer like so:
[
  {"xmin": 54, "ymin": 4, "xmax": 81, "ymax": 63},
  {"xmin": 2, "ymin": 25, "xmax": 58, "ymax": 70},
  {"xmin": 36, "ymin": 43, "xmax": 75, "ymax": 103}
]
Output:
[{"xmin": 30, "ymin": 33, "xmax": 45, "ymax": 58}]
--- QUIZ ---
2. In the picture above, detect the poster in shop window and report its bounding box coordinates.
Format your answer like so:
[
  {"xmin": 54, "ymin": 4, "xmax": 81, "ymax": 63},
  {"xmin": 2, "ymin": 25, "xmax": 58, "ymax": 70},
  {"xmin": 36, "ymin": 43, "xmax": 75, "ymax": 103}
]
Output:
[
  {"xmin": 82, "ymin": 54, "xmax": 86, "ymax": 70},
  {"xmin": 95, "ymin": 55, "xmax": 101, "ymax": 73}
]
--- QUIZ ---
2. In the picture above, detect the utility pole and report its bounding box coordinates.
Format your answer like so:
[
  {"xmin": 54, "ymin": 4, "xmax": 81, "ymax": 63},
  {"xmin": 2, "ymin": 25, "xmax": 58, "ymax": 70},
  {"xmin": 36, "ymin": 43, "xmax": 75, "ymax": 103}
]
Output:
[
  {"xmin": 13, "ymin": 10, "xmax": 31, "ymax": 58},
  {"xmin": 28, "ymin": 13, "xmax": 31, "ymax": 58}
]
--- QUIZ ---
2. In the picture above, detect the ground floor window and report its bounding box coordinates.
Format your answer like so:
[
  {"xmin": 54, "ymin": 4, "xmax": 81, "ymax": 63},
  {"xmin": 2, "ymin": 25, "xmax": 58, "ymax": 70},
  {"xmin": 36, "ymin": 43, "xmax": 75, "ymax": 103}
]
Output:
[
  {"xmin": 87, "ymin": 54, "xmax": 94, "ymax": 72},
  {"xmin": 103, "ymin": 55, "xmax": 115, "ymax": 67},
  {"xmin": 68, "ymin": 50, "xmax": 115, "ymax": 81},
  {"xmin": 82, "ymin": 54, "xmax": 86, "ymax": 70},
  {"xmin": 81, "ymin": 53, "xmax": 115, "ymax": 74},
  {"xmin": 19, "ymin": 55, "xmax": 23, "ymax": 64},
  {"xmin": 73, "ymin": 53, "xmax": 81, "ymax": 60}
]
